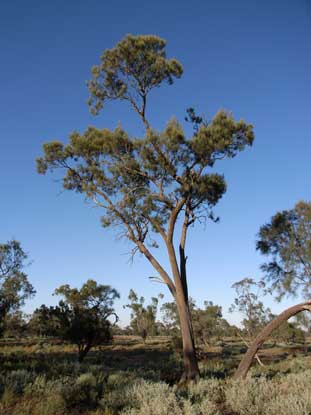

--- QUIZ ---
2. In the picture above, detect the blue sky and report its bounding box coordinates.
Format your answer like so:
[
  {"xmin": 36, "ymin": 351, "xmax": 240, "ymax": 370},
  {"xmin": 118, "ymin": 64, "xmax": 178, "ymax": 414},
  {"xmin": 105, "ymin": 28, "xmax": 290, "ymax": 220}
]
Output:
[{"xmin": 1, "ymin": 0, "xmax": 310, "ymax": 326}]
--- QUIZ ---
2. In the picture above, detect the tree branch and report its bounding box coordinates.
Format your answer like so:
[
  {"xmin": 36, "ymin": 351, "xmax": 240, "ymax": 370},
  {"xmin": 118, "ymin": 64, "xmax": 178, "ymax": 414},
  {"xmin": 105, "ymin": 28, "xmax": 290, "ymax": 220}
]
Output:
[{"xmin": 136, "ymin": 241, "xmax": 176, "ymax": 297}]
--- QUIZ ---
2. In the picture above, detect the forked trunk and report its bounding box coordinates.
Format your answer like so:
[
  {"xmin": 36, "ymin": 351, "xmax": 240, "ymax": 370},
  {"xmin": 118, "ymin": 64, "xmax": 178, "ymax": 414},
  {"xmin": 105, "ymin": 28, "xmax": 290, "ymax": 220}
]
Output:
[
  {"xmin": 176, "ymin": 292, "xmax": 200, "ymax": 383},
  {"xmin": 234, "ymin": 301, "xmax": 311, "ymax": 380}
]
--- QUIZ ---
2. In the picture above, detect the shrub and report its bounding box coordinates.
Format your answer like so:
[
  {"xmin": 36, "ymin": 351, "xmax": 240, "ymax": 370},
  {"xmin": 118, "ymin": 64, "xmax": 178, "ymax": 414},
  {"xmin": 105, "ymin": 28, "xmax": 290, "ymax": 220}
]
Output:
[
  {"xmin": 225, "ymin": 371, "xmax": 311, "ymax": 415},
  {"xmin": 121, "ymin": 381, "xmax": 183, "ymax": 415},
  {"xmin": 59, "ymin": 373, "xmax": 103, "ymax": 410},
  {"xmin": 102, "ymin": 371, "xmax": 138, "ymax": 413},
  {"xmin": 2, "ymin": 370, "xmax": 35, "ymax": 396},
  {"xmin": 182, "ymin": 378, "xmax": 224, "ymax": 405},
  {"xmin": 225, "ymin": 377, "xmax": 275, "ymax": 415}
]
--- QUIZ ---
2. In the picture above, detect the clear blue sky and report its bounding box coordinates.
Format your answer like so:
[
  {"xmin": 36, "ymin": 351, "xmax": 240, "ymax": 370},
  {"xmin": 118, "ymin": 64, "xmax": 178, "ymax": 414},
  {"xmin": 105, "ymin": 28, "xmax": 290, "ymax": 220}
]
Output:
[{"xmin": 1, "ymin": 0, "xmax": 310, "ymax": 325}]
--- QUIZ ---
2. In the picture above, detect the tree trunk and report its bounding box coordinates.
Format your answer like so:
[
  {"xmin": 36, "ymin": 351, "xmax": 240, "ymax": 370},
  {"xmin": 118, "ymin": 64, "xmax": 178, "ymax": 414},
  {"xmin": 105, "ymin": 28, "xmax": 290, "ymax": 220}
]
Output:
[
  {"xmin": 176, "ymin": 292, "xmax": 200, "ymax": 383},
  {"xmin": 78, "ymin": 343, "xmax": 92, "ymax": 363},
  {"xmin": 234, "ymin": 301, "xmax": 311, "ymax": 380}
]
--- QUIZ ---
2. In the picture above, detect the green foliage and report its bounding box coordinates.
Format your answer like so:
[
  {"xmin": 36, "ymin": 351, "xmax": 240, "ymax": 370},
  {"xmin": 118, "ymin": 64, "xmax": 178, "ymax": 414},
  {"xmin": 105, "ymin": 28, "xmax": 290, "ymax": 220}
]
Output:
[
  {"xmin": 3, "ymin": 312, "xmax": 27, "ymax": 339},
  {"xmin": 192, "ymin": 301, "xmax": 232, "ymax": 345},
  {"xmin": 225, "ymin": 371, "xmax": 311, "ymax": 415},
  {"xmin": 87, "ymin": 34, "xmax": 183, "ymax": 120},
  {"xmin": 0, "ymin": 240, "xmax": 35, "ymax": 337},
  {"xmin": 160, "ymin": 300, "xmax": 183, "ymax": 334},
  {"xmin": 161, "ymin": 298, "xmax": 233, "ymax": 344},
  {"xmin": 37, "ymin": 34, "xmax": 254, "ymax": 271},
  {"xmin": 28, "ymin": 304, "xmax": 61, "ymax": 337},
  {"xmin": 32, "ymin": 280, "xmax": 119, "ymax": 361},
  {"xmin": 271, "ymin": 319, "xmax": 305, "ymax": 344},
  {"xmin": 120, "ymin": 381, "xmax": 184, "ymax": 415},
  {"xmin": 230, "ymin": 278, "xmax": 272, "ymax": 339},
  {"xmin": 124, "ymin": 290, "xmax": 162, "ymax": 341},
  {"xmin": 36, "ymin": 112, "xmax": 252, "ymax": 246},
  {"xmin": 37, "ymin": 34, "xmax": 254, "ymax": 377},
  {"xmin": 2, "ymin": 335, "xmax": 311, "ymax": 414},
  {"xmin": 1, "ymin": 370, "xmax": 35, "ymax": 397},
  {"xmin": 257, "ymin": 200, "xmax": 311, "ymax": 300},
  {"xmin": 59, "ymin": 373, "xmax": 103, "ymax": 410}
]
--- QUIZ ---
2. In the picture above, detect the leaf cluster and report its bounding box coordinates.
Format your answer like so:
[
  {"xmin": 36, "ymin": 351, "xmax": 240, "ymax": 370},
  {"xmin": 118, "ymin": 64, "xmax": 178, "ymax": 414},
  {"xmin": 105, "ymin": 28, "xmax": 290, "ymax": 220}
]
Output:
[
  {"xmin": 87, "ymin": 34, "xmax": 183, "ymax": 118},
  {"xmin": 37, "ymin": 111, "xmax": 253, "ymax": 246},
  {"xmin": 32, "ymin": 280, "xmax": 119, "ymax": 358},
  {"xmin": 0, "ymin": 240, "xmax": 35, "ymax": 331},
  {"xmin": 257, "ymin": 201, "xmax": 311, "ymax": 300}
]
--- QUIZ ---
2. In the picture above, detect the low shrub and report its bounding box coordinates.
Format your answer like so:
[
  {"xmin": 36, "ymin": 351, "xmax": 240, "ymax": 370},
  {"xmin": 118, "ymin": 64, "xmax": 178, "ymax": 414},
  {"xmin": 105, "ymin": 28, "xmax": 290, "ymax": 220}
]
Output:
[
  {"xmin": 225, "ymin": 371, "xmax": 311, "ymax": 415},
  {"xmin": 120, "ymin": 381, "xmax": 183, "ymax": 415},
  {"xmin": 59, "ymin": 373, "xmax": 104, "ymax": 410}
]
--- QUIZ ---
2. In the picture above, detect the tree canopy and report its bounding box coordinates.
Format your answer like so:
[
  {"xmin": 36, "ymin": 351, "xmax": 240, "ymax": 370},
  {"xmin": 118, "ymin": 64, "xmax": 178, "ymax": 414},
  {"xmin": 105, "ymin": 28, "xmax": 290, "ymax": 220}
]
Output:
[
  {"xmin": 87, "ymin": 34, "xmax": 183, "ymax": 123},
  {"xmin": 0, "ymin": 240, "xmax": 35, "ymax": 336},
  {"xmin": 36, "ymin": 279, "xmax": 120, "ymax": 361},
  {"xmin": 257, "ymin": 201, "xmax": 311, "ymax": 300}
]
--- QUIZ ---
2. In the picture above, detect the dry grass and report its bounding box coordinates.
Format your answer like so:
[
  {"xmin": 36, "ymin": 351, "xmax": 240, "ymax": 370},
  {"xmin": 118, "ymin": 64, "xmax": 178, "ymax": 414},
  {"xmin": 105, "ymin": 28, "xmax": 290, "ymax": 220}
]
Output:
[{"xmin": 0, "ymin": 336, "xmax": 311, "ymax": 414}]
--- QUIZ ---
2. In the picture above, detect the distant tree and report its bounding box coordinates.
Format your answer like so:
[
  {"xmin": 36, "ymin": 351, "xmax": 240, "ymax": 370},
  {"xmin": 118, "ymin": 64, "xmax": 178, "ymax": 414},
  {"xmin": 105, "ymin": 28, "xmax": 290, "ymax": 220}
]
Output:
[
  {"xmin": 294, "ymin": 311, "xmax": 311, "ymax": 335},
  {"xmin": 161, "ymin": 298, "xmax": 232, "ymax": 345},
  {"xmin": 271, "ymin": 319, "xmax": 305, "ymax": 344},
  {"xmin": 3, "ymin": 312, "xmax": 27, "ymax": 339},
  {"xmin": 192, "ymin": 301, "xmax": 228, "ymax": 346},
  {"xmin": 0, "ymin": 240, "xmax": 35, "ymax": 337},
  {"xmin": 229, "ymin": 278, "xmax": 272, "ymax": 339},
  {"xmin": 28, "ymin": 304, "xmax": 61, "ymax": 337},
  {"xmin": 229, "ymin": 278, "xmax": 274, "ymax": 367},
  {"xmin": 33, "ymin": 280, "xmax": 120, "ymax": 362},
  {"xmin": 124, "ymin": 289, "xmax": 162, "ymax": 342},
  {"xmin": 161, "ymin": 298, "xmax": 195, "ymax": 335},
  {"xmin": 257, "ymin": 200, "xmax": 311, "ymax": 300},
  {"xmin": 37, "ymin": 34, "xmax": 254, "ymax": 381}
]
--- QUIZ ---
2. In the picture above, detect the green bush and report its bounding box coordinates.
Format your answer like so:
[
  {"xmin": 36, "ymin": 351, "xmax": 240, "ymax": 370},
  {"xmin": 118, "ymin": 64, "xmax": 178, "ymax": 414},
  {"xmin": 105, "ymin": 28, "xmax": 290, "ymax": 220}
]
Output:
[
  {"xmin": 1, "ymin": 370, "xmax": 35, "ymax": 397},
  {"xmin": 225, "ymin": 371, "xmax": 311, "ymax": 415},
  {"xmin": 59, "ymin": 373, "xmax": 104, "ymax": 410},
  {"xmin": 120, "ymin": 381, "xmax": 183, "ymax": 415}
]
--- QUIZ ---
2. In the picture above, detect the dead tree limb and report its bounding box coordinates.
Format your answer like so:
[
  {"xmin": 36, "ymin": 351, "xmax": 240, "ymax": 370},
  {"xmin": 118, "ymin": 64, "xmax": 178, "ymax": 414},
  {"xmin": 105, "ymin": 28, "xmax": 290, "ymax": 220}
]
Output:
[
  {"xmin": 234, "ymin": 301, "xmax": 311, "ymax": 380},
  {"xmin": 237, "ymin": 332, "xmax": 265, "ymax": 367}
]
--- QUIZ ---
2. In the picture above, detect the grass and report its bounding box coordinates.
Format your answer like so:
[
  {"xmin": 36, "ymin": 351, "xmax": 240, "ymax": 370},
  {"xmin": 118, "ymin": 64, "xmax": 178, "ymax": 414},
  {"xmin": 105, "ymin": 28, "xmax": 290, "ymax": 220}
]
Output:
[{"xmin": 0, "ymin": 335, "xmax": 311, "ymax": 414}]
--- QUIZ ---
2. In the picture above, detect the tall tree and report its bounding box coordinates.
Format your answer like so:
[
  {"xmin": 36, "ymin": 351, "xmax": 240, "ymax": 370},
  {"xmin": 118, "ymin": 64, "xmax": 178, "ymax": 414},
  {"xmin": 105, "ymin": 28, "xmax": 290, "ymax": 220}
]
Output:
[
  {"xmin": 0, "ymin": 240, "xmax": 35, "ymax": 336},
  {"xmin": 257, "ymin": 200, "xmax": 311, "ymax": 300},
  {"xmin": 37, "ymin": 34, "xmax": 254, "ymax": 381}
]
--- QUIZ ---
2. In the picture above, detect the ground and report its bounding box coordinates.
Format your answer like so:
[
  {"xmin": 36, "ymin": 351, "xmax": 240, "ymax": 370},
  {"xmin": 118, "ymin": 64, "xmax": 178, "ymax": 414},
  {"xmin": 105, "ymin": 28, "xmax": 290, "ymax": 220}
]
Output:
[{"xmin": 0, "ymin": 335, "xmax": 310, "ymax": 414}]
